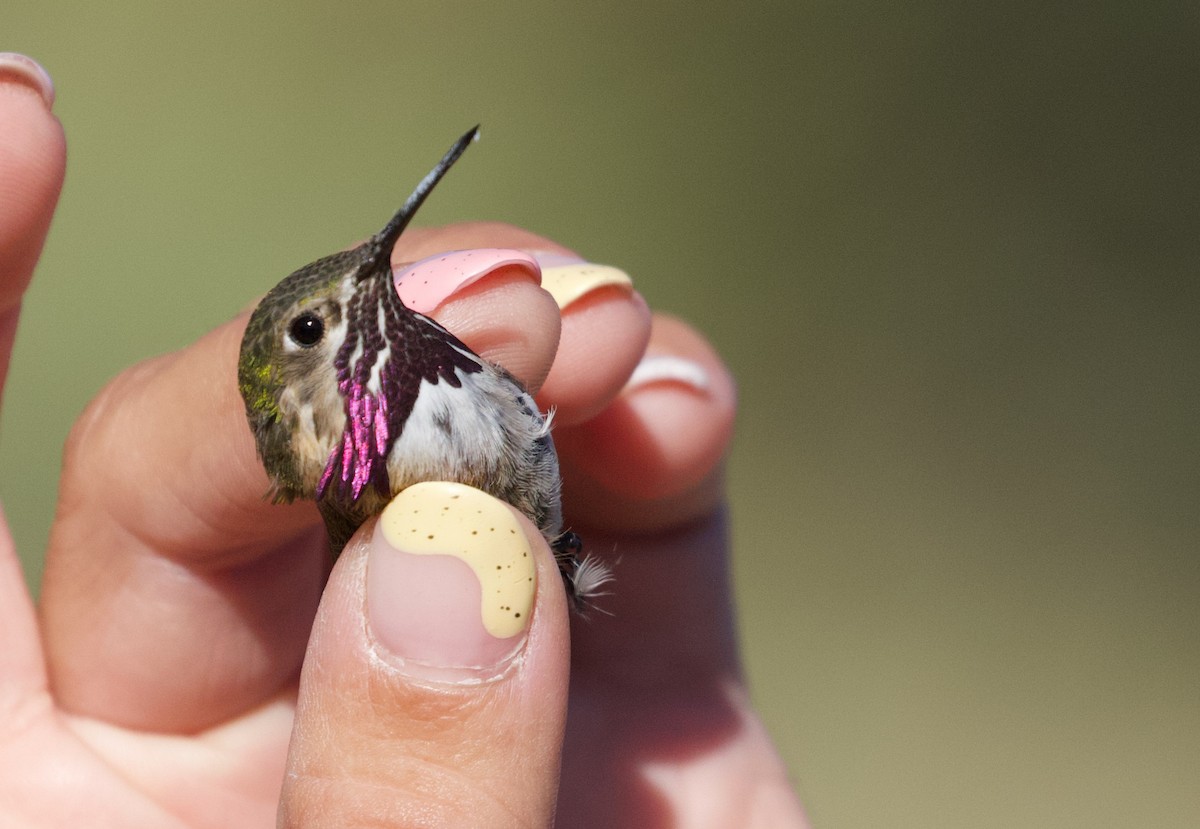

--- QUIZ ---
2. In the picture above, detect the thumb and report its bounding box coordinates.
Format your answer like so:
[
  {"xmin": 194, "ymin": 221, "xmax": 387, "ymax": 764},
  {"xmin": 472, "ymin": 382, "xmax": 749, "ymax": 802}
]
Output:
[{"xmin": 279, "ymin": 482, "xmax": 571, "ymax": 827}]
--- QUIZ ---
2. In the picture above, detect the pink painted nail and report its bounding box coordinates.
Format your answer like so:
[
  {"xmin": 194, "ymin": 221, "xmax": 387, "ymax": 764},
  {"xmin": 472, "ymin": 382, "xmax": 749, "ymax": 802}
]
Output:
[
  {"xmin": 393, "ymin": 249, "xmax": 540, "ymax": 313},
  {"xmin": 0, "ymin": 53, "xmax": 55, "ymax": 110}
]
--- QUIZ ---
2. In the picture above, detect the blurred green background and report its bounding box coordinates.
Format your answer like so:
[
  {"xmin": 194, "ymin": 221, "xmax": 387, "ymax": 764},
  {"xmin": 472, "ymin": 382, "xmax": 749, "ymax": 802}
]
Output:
[{"xmin": 4, "ymin": 1, "xmax": 1198, "ymax": 825}]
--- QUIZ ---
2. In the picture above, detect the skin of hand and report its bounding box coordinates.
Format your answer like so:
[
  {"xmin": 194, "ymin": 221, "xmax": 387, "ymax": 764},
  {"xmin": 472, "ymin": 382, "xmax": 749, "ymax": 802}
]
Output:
[{"xmin": 0, "ymin": 57, "xmax": 807, "ymax": 828}]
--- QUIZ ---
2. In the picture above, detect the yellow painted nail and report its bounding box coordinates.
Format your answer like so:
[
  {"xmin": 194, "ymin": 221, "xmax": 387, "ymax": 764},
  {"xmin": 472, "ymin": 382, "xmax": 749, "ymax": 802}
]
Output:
[
  {"xmin": 541, "ymin": 263, "xmax": 633, "ymax": 309},
  {"xmin": 378, "ymin": 481, "xmax": 535, "ymax": 638}
]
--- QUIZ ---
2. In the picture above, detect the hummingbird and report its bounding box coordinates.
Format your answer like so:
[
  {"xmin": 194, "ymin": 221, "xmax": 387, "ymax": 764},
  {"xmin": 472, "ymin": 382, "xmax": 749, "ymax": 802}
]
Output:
[{"xmin": 237, "ymin": 127, "xmax": 606, "ymax": 611}]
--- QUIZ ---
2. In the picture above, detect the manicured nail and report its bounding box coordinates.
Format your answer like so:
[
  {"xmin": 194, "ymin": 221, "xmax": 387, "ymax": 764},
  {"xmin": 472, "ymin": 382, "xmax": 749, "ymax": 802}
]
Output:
[
  {"xmin": 624, "ymin": 353, "xmax": 711, "ymax": 394},
  {"xmin": 528, "ymin": 251, "xmax": 585, "ymax": 269},
  {"xmin": 367, "ymin": 481, "xmax": 536, "ymax": 681},
  {"xmin": 528, "ymin": 252, "xmax": 634, "ymax": 310},
  {"xmin": 393, "ymin": 249, "xmax": 539, "ymax": 313},
  {"xmin": 0, "ymin": 53, "xmax": 55, "ymax": 110}
]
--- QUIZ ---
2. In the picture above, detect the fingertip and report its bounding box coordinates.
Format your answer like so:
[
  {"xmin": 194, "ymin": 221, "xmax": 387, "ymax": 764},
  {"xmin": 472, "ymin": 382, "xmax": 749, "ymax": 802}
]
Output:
[
  {"xmin": 390, "ymin": 224, "xmax": 573, "ymax": 393},
  {"xmin": 394, "ymin": 249, "xmax": 540, "ymax": 314},
  {"xmin": 0, "ymin": 59, "xmax": 66, "ymax": 310},
  {"xmin": 365, "ymin": 482, "xmax": 546, "ymax": 681},
  {"xmin": 282, "ymin": 484, "xmax": 570, "ymax": 826},
  {"xmin": 428, "ymin": 268, "xmax": 563, "ymax": 394},
  {"xmin": 0, "ymin": 53, "xmax": 55, "ymax": 109},
  {"xmin": 556, "ymin": 314, "xmax": 736, "ymax": 533},
  {"xmin": 538, "ymin": 286, "xmax": 653, "ymax": 425}
]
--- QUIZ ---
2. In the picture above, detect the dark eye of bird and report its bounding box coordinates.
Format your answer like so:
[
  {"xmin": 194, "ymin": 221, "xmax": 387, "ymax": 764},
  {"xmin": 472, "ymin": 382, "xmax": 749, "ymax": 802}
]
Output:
[{"xmin": 288, "ymin": 313, "xmax": 325, "ymax": 347}]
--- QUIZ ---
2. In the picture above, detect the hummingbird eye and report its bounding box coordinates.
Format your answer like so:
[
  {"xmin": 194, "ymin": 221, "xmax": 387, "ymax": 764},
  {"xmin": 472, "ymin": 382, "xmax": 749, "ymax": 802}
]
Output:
[{"xmin": 287, "ymin": 313, "xmax": 325, "ymax": 347}]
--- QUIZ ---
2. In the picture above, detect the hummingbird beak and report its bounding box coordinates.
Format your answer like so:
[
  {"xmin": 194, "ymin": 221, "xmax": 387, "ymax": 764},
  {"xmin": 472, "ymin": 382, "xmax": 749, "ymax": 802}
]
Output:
[{"xmin": 358, "ymin": 125, "xmax": 481, "ymax": 280}]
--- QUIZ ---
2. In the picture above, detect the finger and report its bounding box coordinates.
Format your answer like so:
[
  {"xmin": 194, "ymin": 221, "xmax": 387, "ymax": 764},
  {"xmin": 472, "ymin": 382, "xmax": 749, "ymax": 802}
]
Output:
[
  {"xmin": 0, "ymin": 512, "xmax": 43, "ymax": 704},
  {"xmin": 533, "ymin": 255, "xmax": 652, "ymax": 425},
  {"xmin": 389, "ymin": 237, "xmax": 653, "ymax": 409},
  {"xmin": 0, "ymin": 55, "xmax": 64, "ymax": 699},
  {"xmin": 548, "ymin": 320, "xmax": 805, "ymax": 825},
  {"xmin": 555, "ymin": 314, "xmax": 739, "ymax": 685},
  {"xmin": 555, "ymin": 314, "xmax": 736, "ymax": 534},
  {"xmin": 280, "ymin": 483, "xmax": 568, "ymax": 827},
  {"xmin": 39, "ymin": 224, "xmax": 570, "ymax": 733},
  {"xmin": 391, "ymin": 232, "xmax": 563, "ymax": 394},
  {"xmin": 0, "ymin": 53, "xmax": 64, "ymax": 393},
  {"xmin": 559, "ymin": 516, "xmax": 806, "ymax": 828}
]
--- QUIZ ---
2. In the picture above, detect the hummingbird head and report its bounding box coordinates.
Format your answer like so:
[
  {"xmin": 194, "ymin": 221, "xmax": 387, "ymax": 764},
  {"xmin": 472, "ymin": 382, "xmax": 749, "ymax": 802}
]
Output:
[{"xmin": 237, "ymin": 127, "xmax": 482, "ymax": 503}]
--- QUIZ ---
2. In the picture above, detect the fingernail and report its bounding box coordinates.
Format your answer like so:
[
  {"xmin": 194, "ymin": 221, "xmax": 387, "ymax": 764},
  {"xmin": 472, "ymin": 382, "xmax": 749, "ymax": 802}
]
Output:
[
  {"xmin": 393, "ymin": 249, "xmax": 539, "ymax": 313},
  {"xmin": 529, "ymin": 251, "xmax": 585, "ymax": 269},
  {"xmin": 0, "ymin": 53, "xmax": 55, "ymax": 110},
  {"xmin": 624, "ymin": 354, "xmax": 711, "ymax": 395},
  {"xmin": 529, "ymin": 253, "xmax": 634, "ymax": 310},
  {"xmin": 367, "ymin": 481, "xmax": 536, "ymax": 682}
]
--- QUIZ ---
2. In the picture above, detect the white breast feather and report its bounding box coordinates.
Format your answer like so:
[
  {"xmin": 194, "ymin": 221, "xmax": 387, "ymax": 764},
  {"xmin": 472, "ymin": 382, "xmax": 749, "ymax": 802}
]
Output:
[{"xmin": 390, "ymin": 368, "xmax": 542, "ymax": 480}]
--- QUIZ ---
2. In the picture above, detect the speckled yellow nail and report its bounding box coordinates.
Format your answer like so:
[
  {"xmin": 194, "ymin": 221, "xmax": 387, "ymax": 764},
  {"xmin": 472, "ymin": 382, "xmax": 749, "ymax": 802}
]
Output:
[
  {"xmin": 540, "ymin": 263, "xmax": 634, "ymax": 309},
  {"xmin": 367, "ymin": 481, "xmax": 536, "ymax": 680}
]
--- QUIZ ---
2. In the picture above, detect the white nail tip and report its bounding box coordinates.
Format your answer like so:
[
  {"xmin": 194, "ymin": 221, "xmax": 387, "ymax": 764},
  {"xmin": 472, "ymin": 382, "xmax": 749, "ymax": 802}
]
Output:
[
  {"xmin": 0, "ymin": 53, "xmax": 55, "ymax": 109},
  {"xmin": 528, "ymin": 251, "xmax": 587, "ymax": 269},
  {"xmin": 625, "ymin": 355, "xmax": 710, "ymax": 394}
]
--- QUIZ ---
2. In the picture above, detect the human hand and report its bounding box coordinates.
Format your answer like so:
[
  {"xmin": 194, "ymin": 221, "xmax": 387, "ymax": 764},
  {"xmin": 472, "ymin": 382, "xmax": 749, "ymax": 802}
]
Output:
[{"xmin": 0, "ymin": 55, "xmax": 806, "ymax": 827}]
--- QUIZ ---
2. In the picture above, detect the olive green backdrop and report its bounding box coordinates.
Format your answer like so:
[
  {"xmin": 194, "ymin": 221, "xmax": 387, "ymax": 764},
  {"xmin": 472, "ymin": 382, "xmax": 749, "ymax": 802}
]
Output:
[{"xmin": 3, "ymin": 2, "xmax": 1197, "ymax": 826}]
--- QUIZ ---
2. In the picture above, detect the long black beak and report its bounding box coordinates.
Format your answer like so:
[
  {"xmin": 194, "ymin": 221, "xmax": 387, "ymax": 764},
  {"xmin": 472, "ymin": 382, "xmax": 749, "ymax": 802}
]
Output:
[{"xmin": 358, "ymin": 125, "xmax": 480, "ymax": 279}]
